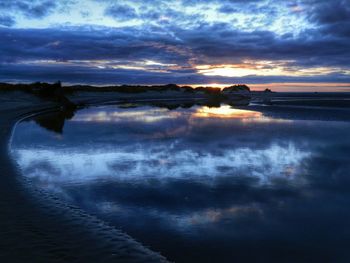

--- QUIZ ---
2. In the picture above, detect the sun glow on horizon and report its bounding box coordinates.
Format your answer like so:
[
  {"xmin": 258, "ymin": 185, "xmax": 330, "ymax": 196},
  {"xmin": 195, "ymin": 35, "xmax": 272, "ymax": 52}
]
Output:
[
  {"xmin": 194, "ymin": 106, "xmax": 262, "ymax": 119},
  {"xmin": 196, "ymin": 63, "xmax": 284, "ymax": 78},
  {"xmin": 196, "ymin": 61, "xmax": 350, "ymax": 78}
]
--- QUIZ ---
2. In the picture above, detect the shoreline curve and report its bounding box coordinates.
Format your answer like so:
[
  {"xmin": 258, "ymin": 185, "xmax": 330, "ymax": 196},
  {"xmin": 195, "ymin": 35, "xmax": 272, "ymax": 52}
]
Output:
[{"xmin": 0, "ymin": 96, "xmax": 168, "ymax": 263}]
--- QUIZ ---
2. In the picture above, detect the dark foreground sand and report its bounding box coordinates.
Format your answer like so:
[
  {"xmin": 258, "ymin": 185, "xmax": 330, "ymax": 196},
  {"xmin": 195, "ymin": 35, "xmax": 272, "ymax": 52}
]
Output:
[{"xmin": 0, "ymin": 92, "xmax": 169, "ymax": 263}]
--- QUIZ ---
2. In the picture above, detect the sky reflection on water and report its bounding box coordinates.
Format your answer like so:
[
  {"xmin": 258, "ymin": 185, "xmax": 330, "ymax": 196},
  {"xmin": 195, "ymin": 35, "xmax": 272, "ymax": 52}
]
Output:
[{"xmin": 12, "ymin": 104, "xmax": 350, "ymax": 263}]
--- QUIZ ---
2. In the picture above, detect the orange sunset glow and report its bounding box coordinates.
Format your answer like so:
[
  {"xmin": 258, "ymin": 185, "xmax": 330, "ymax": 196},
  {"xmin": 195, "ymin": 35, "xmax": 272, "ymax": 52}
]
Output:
[{"xmin": 194, "ymin": 106, "xmax": 262, "ymax": 119}]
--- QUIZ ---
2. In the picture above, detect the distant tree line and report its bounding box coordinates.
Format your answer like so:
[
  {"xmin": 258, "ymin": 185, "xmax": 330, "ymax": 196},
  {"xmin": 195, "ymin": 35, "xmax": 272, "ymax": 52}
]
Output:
[{"xmin": 0, "ymin": 82, "xmax": 251, "ymax": 95}]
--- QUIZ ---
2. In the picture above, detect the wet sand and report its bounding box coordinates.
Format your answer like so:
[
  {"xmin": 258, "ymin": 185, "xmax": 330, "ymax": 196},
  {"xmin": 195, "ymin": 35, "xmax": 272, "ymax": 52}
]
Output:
[{"xmin": 0, "ymin": 92, "xmax": 168, "ymax": 262}]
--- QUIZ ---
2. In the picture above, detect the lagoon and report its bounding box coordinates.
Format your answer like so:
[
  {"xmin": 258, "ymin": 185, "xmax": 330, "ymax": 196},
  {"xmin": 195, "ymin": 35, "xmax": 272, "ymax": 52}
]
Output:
[{"xmin": 11, "ymin": 103, "xmax": 350, "ymax": 262}]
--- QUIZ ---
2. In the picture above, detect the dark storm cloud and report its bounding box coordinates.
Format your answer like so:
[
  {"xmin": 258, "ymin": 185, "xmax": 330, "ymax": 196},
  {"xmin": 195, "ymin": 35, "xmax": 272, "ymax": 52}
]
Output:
[
  {"xmin": 104, "ymin": 4, "xmax": 138, "ymax": 21},
  {"xmin": 0, "ymin": 0, "xmax": 349, "ymax": 84},
  {"xmin": 0, "ymin": 15, "xmax": 15, "ymax": 27},
  {"xmin": 1, "ymin": 23, "xmax": 349, "ymax": 67},
  {"xmin": 0, "ymin": 24, "xmax": 347, "ymax": 67},
  {"xmin": 0, "ymin": 0, "xmax": 58, "ymax": 18},
  {"xmin": 301, "ymin": 0, "xmax": 350, "ymax": 38},
  {"xmin": 306, "ymin": 0, "xmax": 350, "ymax": 25},
  {"xmin": 290, "ymin": 0, "xmax": 350, "ymax": 40},
  {"xmin": 173, "ymin": 22, "xmax": 350, "ymax": 67},
  {"xmin": 217, "ymin": 5, "xmax": 238, "ymax": 14},
  {"xmin": 0, "ymin": 26, "xmax": 190, "ymax": 63}
]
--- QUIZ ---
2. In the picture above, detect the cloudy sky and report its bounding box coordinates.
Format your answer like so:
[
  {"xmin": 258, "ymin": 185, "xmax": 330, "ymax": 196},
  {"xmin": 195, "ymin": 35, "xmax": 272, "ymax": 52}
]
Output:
[{"xmin": 0, "ymin": 0, "xmax": 350, "ymax": 89}]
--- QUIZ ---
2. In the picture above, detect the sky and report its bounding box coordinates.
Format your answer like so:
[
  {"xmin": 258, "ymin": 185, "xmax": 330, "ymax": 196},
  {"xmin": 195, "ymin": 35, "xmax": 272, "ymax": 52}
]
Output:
[{"xmin": 0, "ymin": 0, "xmax": 350, "ymax": 90}]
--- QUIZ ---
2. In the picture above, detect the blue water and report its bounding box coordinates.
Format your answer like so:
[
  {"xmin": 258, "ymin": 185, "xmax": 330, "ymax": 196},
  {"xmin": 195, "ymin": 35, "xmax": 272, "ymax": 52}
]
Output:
[{"xmin": 11, "ymin": 103, "xmax": 350, "ymax": 262}]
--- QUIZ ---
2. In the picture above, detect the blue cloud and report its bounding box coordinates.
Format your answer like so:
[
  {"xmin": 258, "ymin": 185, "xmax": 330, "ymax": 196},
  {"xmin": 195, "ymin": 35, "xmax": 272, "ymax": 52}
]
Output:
[
  {"xmin": 0, "ymin": 0, "xmax": 349, "ymax": 85},
  {"xmin": 0, "ymin": 0, "xmax": 58, "ymax": 18},
  {"xmin": 104, "ymin": 4, "xmax": 138, "ymax": 21},
  {"xmin": 0, "ymin": 15, "xmax": 15, "ymax": 27}
]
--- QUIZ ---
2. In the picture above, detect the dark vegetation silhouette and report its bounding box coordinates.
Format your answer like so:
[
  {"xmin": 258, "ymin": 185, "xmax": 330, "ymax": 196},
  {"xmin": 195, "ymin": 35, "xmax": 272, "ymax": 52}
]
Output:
[
  {"xmin": 0, "ymin": 81, "xmax": 76, "ymax": 109},
  {"xmin": 0, "ymin": 82, "xmax": 251, "ymax": 111},
  {"xmin": 31, "ymin": 107, "xmax": 76, "ymax": 134},
  {"xmin": 0, "ymin": 82, "xmax": 251, "ymax": 95},
  {"xmin": 223, "ymin": 85, "xmax": 250, "ymax": 93}
]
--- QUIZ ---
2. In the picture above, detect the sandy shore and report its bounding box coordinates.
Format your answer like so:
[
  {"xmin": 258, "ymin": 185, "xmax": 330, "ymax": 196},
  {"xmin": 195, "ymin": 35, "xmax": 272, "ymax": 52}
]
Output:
[{"xmin": 0, "ymin": 91, "xmax": 168, "ymax": 263}]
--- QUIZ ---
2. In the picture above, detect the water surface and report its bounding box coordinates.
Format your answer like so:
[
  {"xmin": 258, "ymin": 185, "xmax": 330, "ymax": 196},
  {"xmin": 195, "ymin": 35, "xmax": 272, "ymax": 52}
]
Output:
[{"xmin": 12, "ymin": 103, "xmax": 350, "ymax": 262}]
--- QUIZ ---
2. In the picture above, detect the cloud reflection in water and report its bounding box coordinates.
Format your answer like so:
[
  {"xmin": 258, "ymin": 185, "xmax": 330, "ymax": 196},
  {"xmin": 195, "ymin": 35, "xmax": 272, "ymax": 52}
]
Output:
[
  {"xmin": 15, "ymin": 142, "xmax": 307, "ymax": 185},
  {"xmin": 11, "ymin": 104, "xmax": 350, "ymax": 263}
]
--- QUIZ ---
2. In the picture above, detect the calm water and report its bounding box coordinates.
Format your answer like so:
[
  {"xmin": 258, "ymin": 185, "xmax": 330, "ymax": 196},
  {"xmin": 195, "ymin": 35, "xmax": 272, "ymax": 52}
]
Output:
[{"xmin": 11, "ymin": 103, "xmax": 350, "ymax": 262}]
